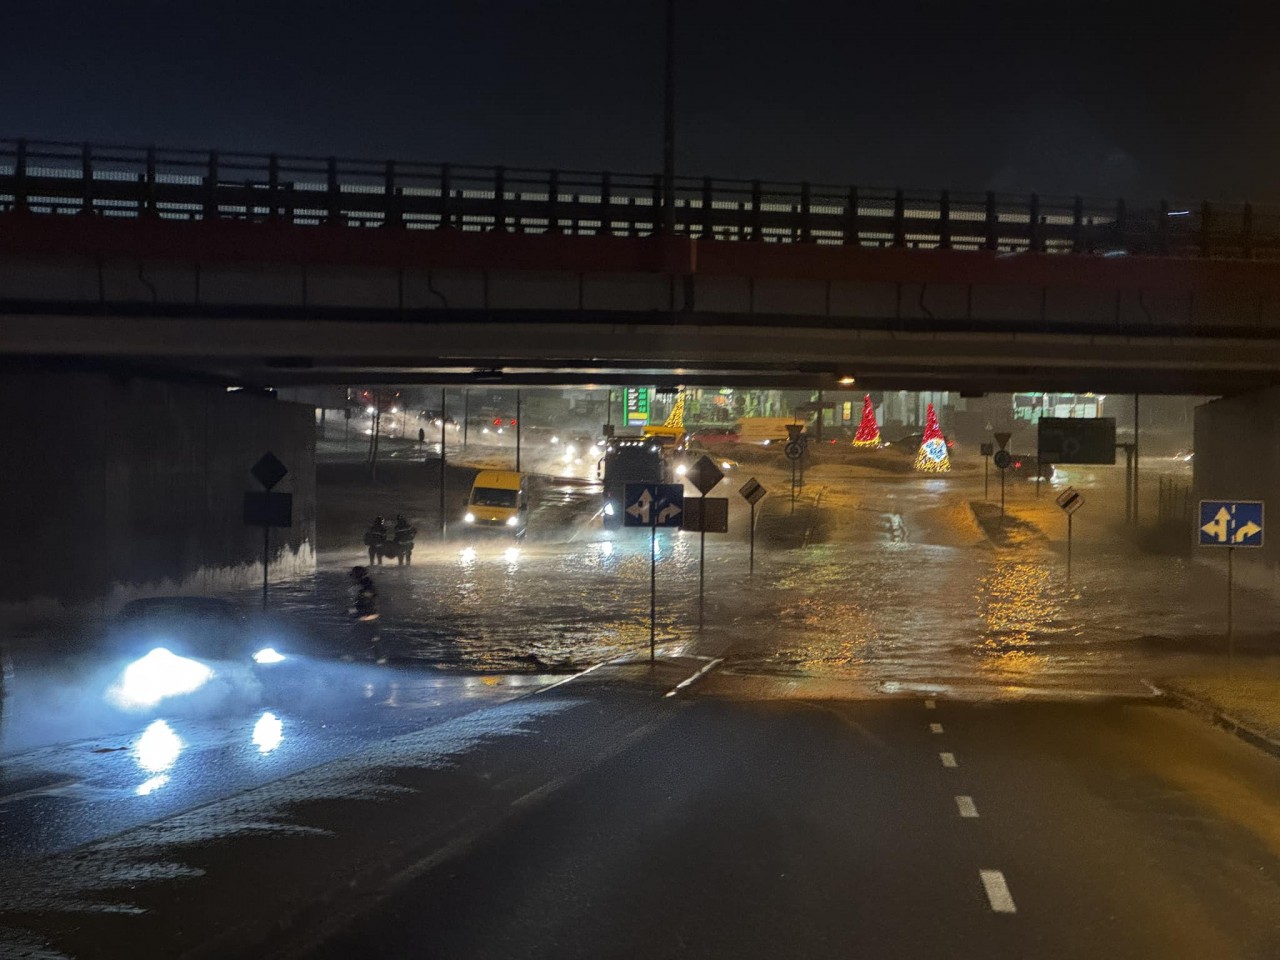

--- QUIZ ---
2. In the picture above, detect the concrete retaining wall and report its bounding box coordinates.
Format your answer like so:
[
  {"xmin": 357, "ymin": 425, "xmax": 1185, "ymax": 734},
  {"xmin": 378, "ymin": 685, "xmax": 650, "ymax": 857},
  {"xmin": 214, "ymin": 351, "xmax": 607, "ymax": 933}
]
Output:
[
  {"xmin": 0, "ymin": 372, "xmax": 315, "ymax": 623},
  {"xmin": 1194, "ymin": 388, "xmax": 1280, "ymax": 591}
]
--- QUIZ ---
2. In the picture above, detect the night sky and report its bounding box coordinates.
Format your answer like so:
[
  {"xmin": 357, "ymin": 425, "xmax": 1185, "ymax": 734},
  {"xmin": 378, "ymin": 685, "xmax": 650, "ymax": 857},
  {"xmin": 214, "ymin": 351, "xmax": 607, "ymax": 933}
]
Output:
[{"xmin": 4, "ymin": 1, "xmax": 1277, "ymax": 200}]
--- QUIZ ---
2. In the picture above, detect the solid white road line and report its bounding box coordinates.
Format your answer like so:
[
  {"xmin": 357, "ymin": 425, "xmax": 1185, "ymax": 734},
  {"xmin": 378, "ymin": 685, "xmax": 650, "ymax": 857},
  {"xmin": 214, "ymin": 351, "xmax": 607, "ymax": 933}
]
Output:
[
  {"xmin": 925, "ymin": 699, "xmax": 937, "ymax": 710},
  {"xmin": 979, "ymin": 870, "xmax": 1017, "ymax": 913},
  {"xmin": 930, "ymin": 723, "xmax": 944, "ymax": 734},
  {"xmin": 665, "ymin": 657, "xmax": 724, "ymax": 698},
  {"xmin": 939, "ymin": 752, "xmax": 958, "ymax": 768},
  {"xmin": 536, "ymin": 659, "xmax": 609, "ymax": 695},
  {"xmin": 955, "ymin": 795, "xmax": 979, "ymax": 818}
]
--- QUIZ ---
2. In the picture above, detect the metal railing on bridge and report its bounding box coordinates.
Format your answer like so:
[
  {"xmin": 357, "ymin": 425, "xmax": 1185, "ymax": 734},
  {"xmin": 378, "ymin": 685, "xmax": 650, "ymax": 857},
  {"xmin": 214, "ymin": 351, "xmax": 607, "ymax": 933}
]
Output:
[{"xmin": 1, "ymin": 138, "xmax": 1277, "ymax": 259}]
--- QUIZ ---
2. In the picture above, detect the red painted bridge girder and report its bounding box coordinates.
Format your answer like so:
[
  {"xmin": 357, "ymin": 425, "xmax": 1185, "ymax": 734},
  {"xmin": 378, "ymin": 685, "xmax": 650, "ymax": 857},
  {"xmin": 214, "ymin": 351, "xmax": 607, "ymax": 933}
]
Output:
[{"xmin": 4, "ymin": 211, "xmax": 1280, "ymax": 296}]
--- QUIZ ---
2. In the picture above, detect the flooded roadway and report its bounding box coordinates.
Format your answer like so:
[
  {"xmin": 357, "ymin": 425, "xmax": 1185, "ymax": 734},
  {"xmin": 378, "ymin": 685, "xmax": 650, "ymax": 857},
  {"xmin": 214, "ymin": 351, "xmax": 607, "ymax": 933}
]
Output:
[
  {"xmin": 0, "ymin": 449, "xmax": 1252, "ymax": 862},
  {"xmin": 288, "ymin": 450, "xmax": 1262, "ymax": 697}
]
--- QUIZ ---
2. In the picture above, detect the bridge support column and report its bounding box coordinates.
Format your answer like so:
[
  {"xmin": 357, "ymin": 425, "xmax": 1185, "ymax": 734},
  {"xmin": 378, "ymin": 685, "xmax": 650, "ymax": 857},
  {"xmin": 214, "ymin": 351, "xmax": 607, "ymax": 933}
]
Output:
[
  {"xmin": 0, "ymin": 371, "xmax": 316, "ymax": 628},
  {"xmin": 1194, "ymin": 388, "xmax": 1280, "ymax": 592}
]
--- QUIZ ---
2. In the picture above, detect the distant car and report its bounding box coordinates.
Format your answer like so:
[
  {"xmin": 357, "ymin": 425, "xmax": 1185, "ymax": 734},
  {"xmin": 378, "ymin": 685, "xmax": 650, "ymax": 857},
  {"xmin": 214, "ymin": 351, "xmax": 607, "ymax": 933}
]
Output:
[
  {"xmin": 1006, "ymin": 455, "xmax": 1055, "ymax": 480},
  {"xmin": 105, "ymin": 597, "xmax": 293, "ymax": 710},
  {"xmin": 673, "ymin": 445, "xmax": 739, "ymax": 480}
]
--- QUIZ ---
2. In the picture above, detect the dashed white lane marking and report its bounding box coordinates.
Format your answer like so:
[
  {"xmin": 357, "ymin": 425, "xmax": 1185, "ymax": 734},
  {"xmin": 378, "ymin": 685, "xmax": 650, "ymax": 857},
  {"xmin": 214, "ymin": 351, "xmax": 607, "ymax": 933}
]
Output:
[
  {"xmin": 979, "ymin": 870, "xmax": 1017, "ymax": 913},
  {"xmin": 925, "ymin": 699, "xmax": 937, "ymax": 710},
  {"xmin": 930, "ymin": 723, "xmax": 944, "ymax": 734},
  {"xmin": 665, "ymin": 657, "xmax": 724, "ymax": 698},
  {"xmin": 939, "ymin": 752, "xmax": 958, "ymax": 768},
  {"xmin": 955, "ymin": 795, "xmax": 979, "ymax": 818}
]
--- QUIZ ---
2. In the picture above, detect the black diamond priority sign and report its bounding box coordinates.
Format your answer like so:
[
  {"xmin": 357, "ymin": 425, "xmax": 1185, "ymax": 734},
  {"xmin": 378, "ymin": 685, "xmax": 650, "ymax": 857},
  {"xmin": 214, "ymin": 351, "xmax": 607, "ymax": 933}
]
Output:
[
  {"xmin": 687, "ymin": 454, "xmax": 724, "ymax": 496},
  {"xmin": 251, "ymin": 452, "xmax": 288, "ymax": 490}
]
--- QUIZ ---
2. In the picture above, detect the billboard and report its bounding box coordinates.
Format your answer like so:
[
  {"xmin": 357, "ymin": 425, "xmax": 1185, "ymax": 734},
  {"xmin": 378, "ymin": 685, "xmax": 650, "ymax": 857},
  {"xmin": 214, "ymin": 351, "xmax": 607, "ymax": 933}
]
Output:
[{"xmin": 1037, "ymin": 417, "xmax": 1116, "ymax": 464}]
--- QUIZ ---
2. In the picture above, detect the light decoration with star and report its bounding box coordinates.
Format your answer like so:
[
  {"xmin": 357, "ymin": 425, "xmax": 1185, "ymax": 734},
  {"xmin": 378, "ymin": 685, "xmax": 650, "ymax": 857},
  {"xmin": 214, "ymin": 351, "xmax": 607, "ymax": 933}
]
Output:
[{"xmin": 913, "ymin": 402, "xmax": 951, "ymax": 473}]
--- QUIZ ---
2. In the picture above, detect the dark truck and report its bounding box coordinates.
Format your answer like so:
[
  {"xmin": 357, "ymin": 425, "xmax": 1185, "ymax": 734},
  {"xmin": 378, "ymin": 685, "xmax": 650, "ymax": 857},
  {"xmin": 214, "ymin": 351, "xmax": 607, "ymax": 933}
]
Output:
[{"xmin": 599, "ymin": 437, "xmax": 670, "ymax": 528}]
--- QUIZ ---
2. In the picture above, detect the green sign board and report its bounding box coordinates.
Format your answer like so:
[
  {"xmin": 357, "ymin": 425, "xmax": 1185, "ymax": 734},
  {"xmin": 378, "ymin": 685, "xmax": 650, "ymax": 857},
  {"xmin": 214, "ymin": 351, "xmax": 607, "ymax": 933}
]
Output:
[{"xmin": 626, "ymin": 387, "xmax": 651, "ymax": 425}]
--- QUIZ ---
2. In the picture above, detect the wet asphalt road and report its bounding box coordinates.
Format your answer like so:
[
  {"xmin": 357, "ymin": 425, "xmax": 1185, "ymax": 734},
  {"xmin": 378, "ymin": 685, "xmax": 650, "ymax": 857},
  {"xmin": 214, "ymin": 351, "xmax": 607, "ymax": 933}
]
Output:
[
  {"xmin": 0, "ymin": 666, "xmax": 555, "ymax": 858},
  {"xmin": 8, "ymin": 448, "xmax": 1278, "ymax": 958},
  {"xmin": 309, "ymin": 692, "xmax": 1280, "ymax": 960}
]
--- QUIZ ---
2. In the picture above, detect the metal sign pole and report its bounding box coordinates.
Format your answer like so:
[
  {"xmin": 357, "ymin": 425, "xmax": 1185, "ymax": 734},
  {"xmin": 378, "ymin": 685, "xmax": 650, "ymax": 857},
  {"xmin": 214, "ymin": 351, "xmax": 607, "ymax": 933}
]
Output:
[
  {"xmin": 650, "ymin": 497, "xmax": 658, "ymax": 662},
  {"xmin": 984, "ymin": 455, "xmax": 989, "ymax": 500},
  {"xmin": 515, "ymin": 389, "xmax": 522, "ymax": 472},
  {"xmin": 440, "ymin": 387, "xmax": 448, "ymax": 541},
  {"xmin": 262, "ymin": 524, "xmax": 269, "ymax": 611},
  {"xmin": 749, "ymin": 502, "xmax": 756, "ymax": 576},
  {"xmin": 1000, "ymin": 467, "xmax": 1006, "ymax": 524},
  {"xmin": 1067, "ymin": 512, "xmax": 1072, "ymax": 585},
  {"xmin": 791, "ymin": 459, "xmax": 797, "ymax": 514},
  {"xmin": 1227, "ymin": 546, "xmax": 1234, "ymax": 672},
  {"xmin": 698, "ymin": 491, "xmax": 707, "ymax": 627},
  {"xmin": 1133, "ymin": 394, "xmax": 1140, "ymax": 525}
]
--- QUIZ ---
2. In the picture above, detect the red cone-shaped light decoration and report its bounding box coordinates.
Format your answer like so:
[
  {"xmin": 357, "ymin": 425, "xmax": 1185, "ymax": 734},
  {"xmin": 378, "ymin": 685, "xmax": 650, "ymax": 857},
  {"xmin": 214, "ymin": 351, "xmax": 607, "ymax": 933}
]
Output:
[
  {"xmin": 914, "ymin": 402, "xmax": 951, "ymax": 472},
  {"xmin": 852, "ymin": 395, "xmax": 881, "ymax": 448}
]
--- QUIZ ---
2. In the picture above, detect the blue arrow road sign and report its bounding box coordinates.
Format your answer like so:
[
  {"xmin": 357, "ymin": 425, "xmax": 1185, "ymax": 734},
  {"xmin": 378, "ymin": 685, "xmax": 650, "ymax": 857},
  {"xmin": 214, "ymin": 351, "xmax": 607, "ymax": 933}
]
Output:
[
  {"xmin": 624, "ymin": 483, "xmax": 685, "ymax": 528},
  {"xmin": 1199, "ymin": 500, "xmax": 1264, "ymax": 547}
]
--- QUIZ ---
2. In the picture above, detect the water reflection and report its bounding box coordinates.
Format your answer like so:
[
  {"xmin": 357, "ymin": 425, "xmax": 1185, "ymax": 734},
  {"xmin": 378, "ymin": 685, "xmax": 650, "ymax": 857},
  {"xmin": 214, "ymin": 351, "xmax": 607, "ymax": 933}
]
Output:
[
  {"xmin": 975, "ymin": 559, "xmax": 1064, "ymax": 678},
  {"xmin": 252, "ymin": 711, "xmax": 284, "ymax": 754},
  {"xmin": 134, "ymin": 719, "xmax": 182, "ymax": 795},
  {"xmin": 135, "ymin": 719, "xmax": 182, "ymax": 773}
]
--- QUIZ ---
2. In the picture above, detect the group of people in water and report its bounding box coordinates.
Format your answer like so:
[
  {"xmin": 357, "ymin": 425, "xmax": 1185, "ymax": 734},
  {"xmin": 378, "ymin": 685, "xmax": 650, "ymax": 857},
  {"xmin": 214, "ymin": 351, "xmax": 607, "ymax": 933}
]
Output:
[{"xmin": 363, "ymin": 514, "xmax": 417, "ymax": 566}]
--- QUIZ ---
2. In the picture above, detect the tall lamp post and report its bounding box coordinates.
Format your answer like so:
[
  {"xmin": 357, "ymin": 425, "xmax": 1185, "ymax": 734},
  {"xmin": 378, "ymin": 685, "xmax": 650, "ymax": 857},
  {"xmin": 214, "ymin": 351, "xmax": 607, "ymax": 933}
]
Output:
[{"xmin": 662, "ymin": 0, "xmax": 675, "ymax": 232}]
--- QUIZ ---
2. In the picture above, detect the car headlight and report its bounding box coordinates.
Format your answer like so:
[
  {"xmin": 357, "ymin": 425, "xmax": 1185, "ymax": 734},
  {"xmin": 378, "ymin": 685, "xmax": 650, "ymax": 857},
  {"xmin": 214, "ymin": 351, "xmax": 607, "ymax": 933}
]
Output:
[
  {"xmin": 464, "ymin": 512, "xmax": 476, "ymax": 523},
  {"xmin": 108, "ymin": 647, "xmax": 214, "ymax": 710},
  {"xmin": 722, "ymin": 461, "xmax": 733, "ymax": 470},
  {"xmin": 253, "ymin": 647, "xmax": 286, "ymax": 665},
  {"xmin": 506, "ymin": 516, "xmax": 519, "ymax": 527},
  {"xmin": 676, "ymin": 464, "xmax": 688, "ymax": 476},
  {"xmin": 604, "ymin": 502, "xmax": 615, "ymax": 517}
]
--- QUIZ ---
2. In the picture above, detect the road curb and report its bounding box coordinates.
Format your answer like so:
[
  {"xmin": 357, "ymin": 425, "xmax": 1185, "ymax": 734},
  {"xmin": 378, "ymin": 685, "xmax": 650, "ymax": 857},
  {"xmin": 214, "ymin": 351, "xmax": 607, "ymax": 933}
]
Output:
[{"xmin": 1157, "ymin": 683, "xmax": 1280, "ymax": 760}]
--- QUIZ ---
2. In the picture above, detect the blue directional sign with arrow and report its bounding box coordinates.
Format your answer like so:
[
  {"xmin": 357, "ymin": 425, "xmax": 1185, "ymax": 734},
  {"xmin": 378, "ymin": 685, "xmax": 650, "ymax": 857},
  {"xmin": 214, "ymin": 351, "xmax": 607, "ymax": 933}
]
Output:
[
  {"xmin": 624, "ymin": 483, "xmax": 685, "ymax": 528},
  {"xmin": 1199, "ymin": 500, "xmax": 1264, "ymax": 547}
]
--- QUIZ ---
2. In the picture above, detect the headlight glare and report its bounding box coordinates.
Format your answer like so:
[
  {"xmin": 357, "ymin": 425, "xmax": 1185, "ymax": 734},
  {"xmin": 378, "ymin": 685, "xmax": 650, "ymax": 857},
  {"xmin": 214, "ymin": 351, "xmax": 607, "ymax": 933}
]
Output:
[{"xmin": 109, "ymin": 648, "xmax": 213, "ymax": 710}]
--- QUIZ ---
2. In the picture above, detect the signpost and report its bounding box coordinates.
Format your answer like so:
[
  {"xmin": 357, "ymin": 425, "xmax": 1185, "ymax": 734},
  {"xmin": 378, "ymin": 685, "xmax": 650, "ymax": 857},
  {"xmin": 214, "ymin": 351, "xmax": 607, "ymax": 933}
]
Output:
[
  {"xmin": 993, "ymin": 433, "xmax": 1012, "ymax": 519},
  {"xmin": 1199, "ymin": 499, "xmax": 1264, "ymax": 667},
  {"xmin": 684, "ymin": 454, "xmax": 725, "ymax": 622},
  {"xmin": 785, "ymin": 423, "xmax": 806, "ymax": 513},
  {"xmin": 246, "ymin": 452, "xmax": 291, "ymax": 611},
  {"xmin": 1055, "ymin": 486, "xmax": 1084, "ymax": 583},
  {"xmin": 739, "ymin": 477, "xmax": 767, "ymax": 575},
  {"xmin": 980, "ymin": 442, "xmax": 994, "ymax": 499},
  {"xmin": 625, "ymin": 482, "xmax": 684, "ymax": 660},
  {"xmin": 439, "ymin": 388, "xmax": 448, "ymax": 540},
  {"xmin": 988, "ymin": 450, "xmax": 1008, "ymax": 522}
]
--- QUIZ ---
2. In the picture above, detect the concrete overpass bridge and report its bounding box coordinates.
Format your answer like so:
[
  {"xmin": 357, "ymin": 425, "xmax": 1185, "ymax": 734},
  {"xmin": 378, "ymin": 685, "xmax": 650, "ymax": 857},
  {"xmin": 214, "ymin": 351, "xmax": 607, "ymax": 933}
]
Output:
[{"xmin": 3, "ymin": 138, "xmax": 1280, "ymax": 393}]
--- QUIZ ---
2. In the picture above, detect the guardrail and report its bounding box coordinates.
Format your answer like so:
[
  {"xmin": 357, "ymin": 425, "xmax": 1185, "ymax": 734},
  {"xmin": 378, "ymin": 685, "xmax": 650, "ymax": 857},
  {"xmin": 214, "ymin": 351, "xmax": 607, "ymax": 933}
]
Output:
[{"xmin": 1, "ymin": 138, "xmax": 1277, "ymax": 259}]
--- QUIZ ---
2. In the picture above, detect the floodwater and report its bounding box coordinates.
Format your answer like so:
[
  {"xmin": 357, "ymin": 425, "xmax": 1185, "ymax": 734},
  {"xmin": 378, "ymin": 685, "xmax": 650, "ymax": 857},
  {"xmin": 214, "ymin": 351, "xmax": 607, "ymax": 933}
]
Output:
[{"xmin": 275, "ymin": 451, "xmax": 1265, "ymax": 696}]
